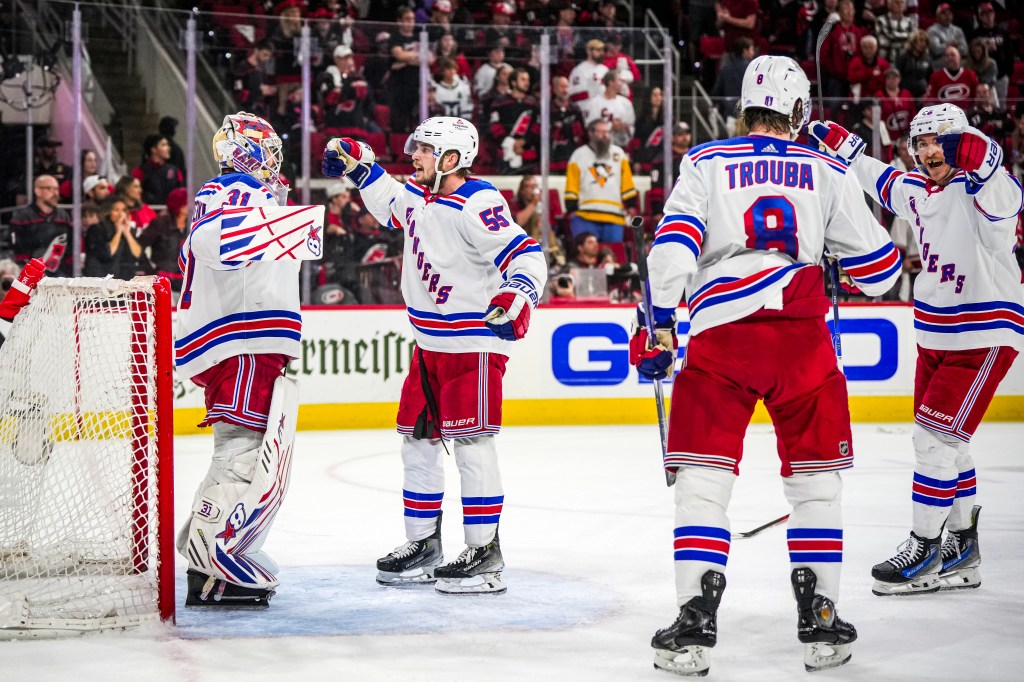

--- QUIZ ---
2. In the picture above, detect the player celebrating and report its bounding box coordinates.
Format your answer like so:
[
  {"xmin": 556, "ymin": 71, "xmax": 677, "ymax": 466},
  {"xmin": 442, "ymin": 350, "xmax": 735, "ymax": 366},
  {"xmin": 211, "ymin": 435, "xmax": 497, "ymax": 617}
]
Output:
[
  {"xmin": 810, "ymin": 104, "xmax": 1024, "ymax": 596},
  {"xmin": 0, "ymin": 258, "xmax": 45, "ymax": 349},
  {"xmin": 632, "ymin": 56, "xmax": 901, "ymax": 675},
  {"xmin": 175, "ymin": 113, "xmax": 305, "ymax": 608},
  {"xmin": 321, "ymin": 117, "xmax": 545, "ymax": 595}
]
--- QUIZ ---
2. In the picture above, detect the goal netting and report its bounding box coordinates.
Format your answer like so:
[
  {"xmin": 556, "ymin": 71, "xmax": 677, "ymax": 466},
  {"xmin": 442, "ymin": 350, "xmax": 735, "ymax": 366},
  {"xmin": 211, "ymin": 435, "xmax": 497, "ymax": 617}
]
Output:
[{"xmin": 0, "ymin": 277, "xmax": 174, "ymax": 637}]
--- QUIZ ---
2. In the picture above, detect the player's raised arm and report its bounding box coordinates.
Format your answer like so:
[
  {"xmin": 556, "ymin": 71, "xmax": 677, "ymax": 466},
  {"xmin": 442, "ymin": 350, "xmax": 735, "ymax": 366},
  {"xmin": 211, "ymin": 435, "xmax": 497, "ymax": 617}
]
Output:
[
  {"xmin": 322, "ymin": 136, "xmax": 405, "ymax": 227},
  {"xmin": 938, "ymin": 126, "xmax": 1024, "ymax": 226}
]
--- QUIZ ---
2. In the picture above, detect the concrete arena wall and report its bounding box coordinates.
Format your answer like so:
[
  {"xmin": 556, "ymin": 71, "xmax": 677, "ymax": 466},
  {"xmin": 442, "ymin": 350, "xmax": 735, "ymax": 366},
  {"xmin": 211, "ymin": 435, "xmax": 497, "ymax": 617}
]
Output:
[{"xmin": 172, "ymin": 303, "xmax": 1024, "ymax": 434}]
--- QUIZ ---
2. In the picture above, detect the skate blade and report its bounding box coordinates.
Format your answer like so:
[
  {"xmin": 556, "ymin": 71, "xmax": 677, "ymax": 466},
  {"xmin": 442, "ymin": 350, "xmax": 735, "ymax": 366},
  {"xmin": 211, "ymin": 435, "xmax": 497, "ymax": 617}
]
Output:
[
  {"xmin": 937, "ymin": 566, "xmax": 981, "ymax": 591},
  {"xmin": 871, "ymin": 573, "xmax": 941, "ymax": 596},
  {"xmin": 804, "ymin": 642, "xmax": 852, "ymax": 672},
  {"xmin": 435, "ymin": 573, "xmax": 506, "ymax": 595},
  {"xmin": 376, "ymin": 566, "xmax": 439, "ymax": 587},
  {"xmin": 653, "ymin": 645, "xmax": 711, "ymax": 677}
]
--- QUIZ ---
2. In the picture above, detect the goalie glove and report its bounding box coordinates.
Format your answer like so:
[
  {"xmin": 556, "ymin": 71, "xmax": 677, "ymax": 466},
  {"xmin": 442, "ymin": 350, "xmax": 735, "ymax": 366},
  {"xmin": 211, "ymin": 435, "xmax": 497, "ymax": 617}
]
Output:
[
  {"xmin": 808, "ymin": 121, "xmax": 866, "ymax": 164},
  {"xmin": 938, "ymin": 125, "xmax": 1002, "ymax": 184},
  {"xmin": 629, "ymin": 304, "xmax": 677, "ymax": 381},
  {"xmin": 0, "ymin": 258, "xmax": 45, "ymax": 322},
  {"xmin": 322, "ymin": 137, "xmax": 377, "ymax": 187}
]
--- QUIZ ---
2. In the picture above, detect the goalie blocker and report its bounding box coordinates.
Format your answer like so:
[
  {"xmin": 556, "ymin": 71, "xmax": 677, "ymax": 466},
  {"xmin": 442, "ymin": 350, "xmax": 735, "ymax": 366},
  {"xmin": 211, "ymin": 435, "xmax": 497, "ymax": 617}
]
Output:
[{"xmin": 177, "ymin": 374, "xmax": 298, "ymax": 608}]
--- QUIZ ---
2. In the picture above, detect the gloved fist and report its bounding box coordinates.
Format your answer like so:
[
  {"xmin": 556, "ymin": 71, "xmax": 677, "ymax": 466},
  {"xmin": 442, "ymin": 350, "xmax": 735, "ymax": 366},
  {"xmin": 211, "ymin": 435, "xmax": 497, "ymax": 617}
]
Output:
[
  {"xmin": 938, "ymin": 125, "xmax": 1002, "ymax": 184},
  {"xmin": 322, "ymin": 137, "xmax": 377, "ymax": 186},
  {"xmin": 0, "ymin": 258, "xmax": 45, "ymax": 322},
  {"xmin": 484, "ymin": 291, "xmax": 531, "ymax": 341},
  {"xmin": 827, "ymin": 257, "xmax": 861, "ymax": 295},
  {"xmin": 629, "ymin": 304, "xmax": 678, "ymax": 380},
  {"xmin": 808, "ymin": 121, "xmax": 866, "ymax": 164}
]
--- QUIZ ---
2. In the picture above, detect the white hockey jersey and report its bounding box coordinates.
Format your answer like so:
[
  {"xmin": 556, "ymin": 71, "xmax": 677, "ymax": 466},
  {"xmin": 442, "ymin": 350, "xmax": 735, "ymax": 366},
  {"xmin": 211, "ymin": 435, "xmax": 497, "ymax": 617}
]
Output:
[
  {"xmin": 650, "ymin": 136, "xmax": 901, "ymax": 335},
  {"xmin": 852, "ymin": 156, "xmax": 1024, "ymax": 352},
  {"xmin": 432, "ymin": 77, "xmax": 473, "ymax": 119},
  {"xmin": 175, "ymin": 172, "xmax": 302, "ymax": 378},
  {"xmin": 568, "ymin": 60, "xmax": 608, "ymax": 105},
  {"xmin": 356, "ymin": 166, "xmax": 547, "ymax": 354}
]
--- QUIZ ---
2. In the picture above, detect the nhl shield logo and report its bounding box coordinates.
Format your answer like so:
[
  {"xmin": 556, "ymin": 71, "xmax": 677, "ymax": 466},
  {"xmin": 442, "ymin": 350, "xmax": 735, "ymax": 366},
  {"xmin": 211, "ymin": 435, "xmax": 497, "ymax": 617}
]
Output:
[{"xmin": 839, "ymin": 441, "xmax": 850, "ymax": 456}]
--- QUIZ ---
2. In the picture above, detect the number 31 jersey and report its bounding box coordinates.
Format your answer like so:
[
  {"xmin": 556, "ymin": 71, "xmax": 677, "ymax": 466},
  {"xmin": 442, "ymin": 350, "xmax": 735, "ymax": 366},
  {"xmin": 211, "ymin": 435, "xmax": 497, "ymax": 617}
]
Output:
[{"xmin": 650, "ymin": 135, "xmax": 901, "ymax": 336}]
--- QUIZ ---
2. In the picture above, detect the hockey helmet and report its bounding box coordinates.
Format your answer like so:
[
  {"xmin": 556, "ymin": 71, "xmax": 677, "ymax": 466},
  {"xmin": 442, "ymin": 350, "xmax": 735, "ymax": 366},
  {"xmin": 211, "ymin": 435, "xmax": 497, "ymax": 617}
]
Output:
[
  {"xmin": 404, "ymin": 116, "xmax": 479, "ymax": 192},
  {"xmin": 740, "ymin": 56, "xmax": 811, "ymax": 138},
  {"xmin": 212, "ymin": 112, "xmax": 284, "ymax": 189},
  {"xmin": 907, "ymin": 103, "xmax": 968, "ymax": 165}
]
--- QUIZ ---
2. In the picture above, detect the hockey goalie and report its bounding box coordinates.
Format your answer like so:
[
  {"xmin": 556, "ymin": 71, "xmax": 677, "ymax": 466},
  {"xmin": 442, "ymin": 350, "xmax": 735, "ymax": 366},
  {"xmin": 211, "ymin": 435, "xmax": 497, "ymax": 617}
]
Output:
[{"xmin": 175, "ymin": 112, "xmax": 320, "ymax": 608}]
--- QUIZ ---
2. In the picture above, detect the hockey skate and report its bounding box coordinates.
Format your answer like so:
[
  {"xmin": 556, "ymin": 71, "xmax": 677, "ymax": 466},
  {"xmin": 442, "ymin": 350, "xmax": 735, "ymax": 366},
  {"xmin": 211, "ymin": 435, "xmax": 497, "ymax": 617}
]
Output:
[
  {"xmin": 376, "ymin": 512, "xmax": 443, "ymax": 586},
  {"xmin": 871, "ymin": 531, "xmax": 942, "ymax": 596},
  {"xmin": 651, "ymin": 571, "xmax": 725, "ymax": 677},
  {"xmin": 185, "ymin": 569, "xmax": 275, "ymax": 609},
  {"xmin": 938, "ymin": 505, "xmax": 982, "ymax": 590},
  {"xmin": 434, "ymin": 529, "xmax": 505, "ymax": 595},
  {"xmin": 792, "ymin": 568, "xmax": 856, "ymax": 672}
]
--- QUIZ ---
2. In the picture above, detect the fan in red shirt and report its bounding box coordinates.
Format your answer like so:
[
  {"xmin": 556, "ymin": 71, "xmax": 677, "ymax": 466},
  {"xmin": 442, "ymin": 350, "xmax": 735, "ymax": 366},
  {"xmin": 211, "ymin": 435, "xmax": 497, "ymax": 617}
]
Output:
[
  {"xmin": 821, "ymin": 0, "xmax": 868, "ymax": 99},
  {"xmin": 927, "ymin": 45, "xmax": 978, "ymax": 107},
  {"xmin": 875, "ymin": 66, "xmax": 915, "ymax": 141},
  {"xmin": 848, "ymin": 35, "xmax": 890, "ymax": 99}
]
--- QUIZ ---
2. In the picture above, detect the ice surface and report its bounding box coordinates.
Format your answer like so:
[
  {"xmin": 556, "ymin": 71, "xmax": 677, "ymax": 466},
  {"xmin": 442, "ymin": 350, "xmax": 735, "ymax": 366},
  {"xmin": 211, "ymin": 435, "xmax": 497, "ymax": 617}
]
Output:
[{"xmin": 4, "ymin": 423, "xmax": 1023, "ymax": 681}]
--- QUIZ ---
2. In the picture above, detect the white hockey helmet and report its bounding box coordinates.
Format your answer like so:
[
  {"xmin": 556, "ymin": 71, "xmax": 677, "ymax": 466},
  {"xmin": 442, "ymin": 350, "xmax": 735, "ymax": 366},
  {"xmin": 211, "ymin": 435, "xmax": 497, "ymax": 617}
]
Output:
[
  {"xmin": 740, "ymin": 55, "xmax": 811, "ymax": 138},
  {"xmin": 212, "ymin": 112, "xmax": 284, "ymax": 190},
  {"xmin": 404, "ymin": 116, "xmax": 478, "ymax": 192},
  {"xmin": 907, "ymin": 103, "xmax": 968, "ymax": 164}
]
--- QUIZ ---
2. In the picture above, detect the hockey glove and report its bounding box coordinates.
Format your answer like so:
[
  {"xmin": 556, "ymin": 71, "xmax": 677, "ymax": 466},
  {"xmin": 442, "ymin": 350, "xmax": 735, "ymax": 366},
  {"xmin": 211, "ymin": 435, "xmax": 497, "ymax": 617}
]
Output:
[
  {"xmin": 808, "ymin": 121, "xmax": 866, "ymax": 164},
  {"xmin": 629, "ymin": 304, "xmax": 677, "ymax": 381},
  {"xmin": 938, "ymin": 126, "xmax": 1002, "ymax": 184},
  {"xmin": 826, "ymin": 256, "xmax": 862, "ymax": 295},
  {"xmin": 322, "ymin": 137, "xmax": 377, "ymax": 187},
  {"xmin": 485, "ymin": 292, "xmax": 531, "ymax": 341},
  {"xmin": 0, "ymin": 258, "xmax": 45, "ymax": 322}
]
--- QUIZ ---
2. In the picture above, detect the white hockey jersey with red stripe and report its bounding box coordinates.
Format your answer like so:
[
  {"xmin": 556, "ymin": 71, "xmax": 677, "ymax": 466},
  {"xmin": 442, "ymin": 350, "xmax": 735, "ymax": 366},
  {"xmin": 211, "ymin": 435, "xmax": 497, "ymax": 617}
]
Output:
[
  {"xmin": 175, "ymin": 172, "xmax": 302, "ymax": 378},
  {"xmin": 852, "ymin": 155, "xmax": 1024, "ymax": 352},
  {"xmin": 356, "ymin": 165, "xmax": 546, "ymax": 354},
  {"xmin": 649, "ymin": 135, "xmax": 901, "ymax": 334}
]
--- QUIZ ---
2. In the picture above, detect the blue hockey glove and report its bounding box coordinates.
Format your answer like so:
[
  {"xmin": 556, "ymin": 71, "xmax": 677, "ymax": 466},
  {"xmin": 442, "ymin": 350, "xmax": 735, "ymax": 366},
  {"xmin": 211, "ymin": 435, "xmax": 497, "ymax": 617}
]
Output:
[
  {"xmin": 808, "ymin": 121, "xmax": 866, "ymax": 164},
  {"xmin": 938, "ymin": 125, "xmax": 1002, "ymax": 184},
  {"xmin": 322, "ymin": 137, "xmax": 377, "ymax": 186},
  {"xmin": 629, "ymin": 304, "xmax": 677, "ymax": 380}
]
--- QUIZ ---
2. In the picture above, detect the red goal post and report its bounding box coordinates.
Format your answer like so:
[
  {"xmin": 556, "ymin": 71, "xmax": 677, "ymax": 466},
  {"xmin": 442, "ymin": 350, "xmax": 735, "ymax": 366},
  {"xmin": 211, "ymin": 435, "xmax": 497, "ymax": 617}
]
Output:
[{"xmin": 0, "ymin": 276, "xmax": 175, "ymax": 637}]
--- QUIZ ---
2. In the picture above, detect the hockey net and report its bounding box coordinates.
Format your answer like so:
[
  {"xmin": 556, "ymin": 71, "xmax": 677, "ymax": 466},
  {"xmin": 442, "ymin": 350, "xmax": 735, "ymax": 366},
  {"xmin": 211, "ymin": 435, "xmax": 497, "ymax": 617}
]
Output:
[{"xmin": 0, "ymin": 277, "xmax": 174, "ymax": 637}]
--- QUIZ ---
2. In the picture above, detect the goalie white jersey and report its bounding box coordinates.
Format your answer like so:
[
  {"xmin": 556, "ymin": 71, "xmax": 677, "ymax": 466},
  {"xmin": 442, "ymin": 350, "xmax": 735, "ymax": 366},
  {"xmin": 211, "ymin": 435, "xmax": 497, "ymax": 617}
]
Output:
[
  {"xmin": 650, "ymin": 136, "xmax": 901, "ymax": 335},
  {"xmin": 357, "ymin": 167, "xmax": 547, "ymax": 354},
  {"xmin": 851, "ymin": 155, "xmax": 1024, "ymax": 352},
  {"xmin": 175, "ymin": 172, "xmax": 302, "ymax": 378}
]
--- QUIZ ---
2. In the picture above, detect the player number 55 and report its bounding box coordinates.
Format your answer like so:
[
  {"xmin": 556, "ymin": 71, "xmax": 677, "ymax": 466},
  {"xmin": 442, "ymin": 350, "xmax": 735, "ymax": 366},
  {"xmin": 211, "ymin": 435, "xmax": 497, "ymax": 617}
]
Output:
[{"xmin": 479, "ymin": 206, "xmax": 510, "ymax": 231}]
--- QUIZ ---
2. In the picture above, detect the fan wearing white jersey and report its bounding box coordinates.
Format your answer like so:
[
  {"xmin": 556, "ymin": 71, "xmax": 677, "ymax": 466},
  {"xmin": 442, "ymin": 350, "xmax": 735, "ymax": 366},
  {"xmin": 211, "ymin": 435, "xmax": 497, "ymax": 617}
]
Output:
[
  {"xmin": 632, "ymin": 56, "xmax": 901, "ymax": 676},
  {"xmin": 175, "ymin": 112, "xmax": 303, "ymax": 609},
  {"xmin": 811, "ymin": 104, "xmax": 1024, "ymax": 597},
  {"xmin": 321, "ymin": 117, "xmax": 546, "ymax": 595}
]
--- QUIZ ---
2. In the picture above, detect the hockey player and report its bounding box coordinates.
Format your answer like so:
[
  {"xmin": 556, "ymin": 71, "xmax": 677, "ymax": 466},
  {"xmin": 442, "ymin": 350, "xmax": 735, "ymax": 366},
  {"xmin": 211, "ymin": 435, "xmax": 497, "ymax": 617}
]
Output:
[
  {"xmin": 810, "ymin": 104, "xmax": 1024, "ymax": 596},
  {"xmin": 175, "ymin": 112, "xmax": 303, "ymax": 608},
  {"xmin": 0, "ymin": 258, "xmax": 45, "ymax": 349},
  {"xmin": 631, "ymin": 56, "xmax": 901, "ymax": 675},
  {"xmin": 321, "ymin": 117, "xmax": 546, "ymax": 595}
]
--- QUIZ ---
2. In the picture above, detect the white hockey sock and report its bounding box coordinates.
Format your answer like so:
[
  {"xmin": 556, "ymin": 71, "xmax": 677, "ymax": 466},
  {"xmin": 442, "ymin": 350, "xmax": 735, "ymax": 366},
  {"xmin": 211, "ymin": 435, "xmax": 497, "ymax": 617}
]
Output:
[
  {"xmin": 911, "ymin": 425, "xmax": 958, "ymax": 538},
  {"xmin": 454, "ymin": 436, "xmax": 504, "ymax": 547},
  {"xmin": 673, "ymin": 466, "xmax": 735, "ymax": 607},
  {"xmin": 783, "ymin": 472, "xmax": 843, "ymax": 603},
  {"xmin": 401, "ymin": 435, "xmax": 445, "ymax": 541},
  {"xmin": 948, "ymin": 445, "xmax": 977, "ymax": 532}
]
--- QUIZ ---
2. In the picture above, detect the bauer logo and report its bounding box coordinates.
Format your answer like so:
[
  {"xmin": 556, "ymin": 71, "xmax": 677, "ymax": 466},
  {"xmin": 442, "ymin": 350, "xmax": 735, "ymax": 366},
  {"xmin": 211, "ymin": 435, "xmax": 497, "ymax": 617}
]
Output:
[{"xmin": 551, "ymin": 317, "xmax": 899, "ymax": 386}]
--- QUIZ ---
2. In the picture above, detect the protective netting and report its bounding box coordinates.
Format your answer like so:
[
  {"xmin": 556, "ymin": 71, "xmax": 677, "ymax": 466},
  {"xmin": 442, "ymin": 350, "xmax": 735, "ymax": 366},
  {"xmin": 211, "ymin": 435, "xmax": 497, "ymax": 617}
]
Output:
[{"xmin": 0, "ymin": 277, "xmax": 170, "ymax": 637}]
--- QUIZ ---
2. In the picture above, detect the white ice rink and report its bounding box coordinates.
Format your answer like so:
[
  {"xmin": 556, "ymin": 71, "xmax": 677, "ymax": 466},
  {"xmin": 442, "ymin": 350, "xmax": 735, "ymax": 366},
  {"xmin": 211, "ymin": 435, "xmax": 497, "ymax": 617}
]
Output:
[{"xmin": 4, "ymin": 422, "xmax": 1024, "ymax": 681}]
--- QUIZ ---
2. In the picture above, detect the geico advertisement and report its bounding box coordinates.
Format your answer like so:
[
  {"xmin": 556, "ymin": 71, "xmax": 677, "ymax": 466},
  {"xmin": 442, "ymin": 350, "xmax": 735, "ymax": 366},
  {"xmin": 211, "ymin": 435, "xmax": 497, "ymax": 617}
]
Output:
[{"xmin": 173, "ymin": 305, "xmax": 1024, "ymax": 408}]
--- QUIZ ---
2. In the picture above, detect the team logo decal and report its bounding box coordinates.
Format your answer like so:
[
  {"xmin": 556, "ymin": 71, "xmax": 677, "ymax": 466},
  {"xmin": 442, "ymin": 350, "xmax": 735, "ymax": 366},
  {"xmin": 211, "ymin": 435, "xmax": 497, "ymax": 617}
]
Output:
[
  {"xmin": 307, "ymin": 224, "xmax": 322, "ymax": 257},
  {"xmin": 216, "ymin": 502, "xmax": 247, "ymax": 542},
  {"xmin": 839, "ymin": 441, "xmax": 850, "ymax": 456}
]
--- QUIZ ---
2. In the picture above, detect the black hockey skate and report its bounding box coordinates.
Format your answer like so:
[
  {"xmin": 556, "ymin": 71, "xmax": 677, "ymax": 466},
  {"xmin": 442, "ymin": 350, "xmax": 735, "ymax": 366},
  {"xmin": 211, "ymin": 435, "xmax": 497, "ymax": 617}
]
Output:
[
  {"xmin": 792, "ymin": 568, "xmax": 856, "ymax": 672},
  {"xmin": 434, "ymin": 528, "xmax": 505, "ymax": 595},
  {"xmin": 651, "ymin": 570, "xmax": 725, "ymax": 677},
  {"xmin": 376, "ymin": 512, "xmax": 443, "ymax": 586},
  {"xmin": 871, "ymin": 531, "xmax": 942, "ymax": 596},
  {"xmin": 185, "ymin": 569, "xmax": 274, "ymax": 609},
  {"xmin": 938, "ymin": 505, "xmax": 981, "ymax": 590}
]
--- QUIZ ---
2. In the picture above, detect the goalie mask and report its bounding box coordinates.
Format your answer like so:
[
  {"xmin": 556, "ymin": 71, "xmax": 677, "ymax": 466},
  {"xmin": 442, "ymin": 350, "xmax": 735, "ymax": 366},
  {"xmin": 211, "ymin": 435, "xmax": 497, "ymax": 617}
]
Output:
[
  {"xmin": 212, "ymin": 112, "xmax": 285, "ymax": 193},
  {"xmin": 907, "ymin": 103, "xmax": 968, "ymax": 166},
  {"xmin": 740, "ymin": 56, "xmax": 811, "ymax": 139},
  {"xmin": 404, "ymin": 116, "xmax": 479, "ymax": 193}
]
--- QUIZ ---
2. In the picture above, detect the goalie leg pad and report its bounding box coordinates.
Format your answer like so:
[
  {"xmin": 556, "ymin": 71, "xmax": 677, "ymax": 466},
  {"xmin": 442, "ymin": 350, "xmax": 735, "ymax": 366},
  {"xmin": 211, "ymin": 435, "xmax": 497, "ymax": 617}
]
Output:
[
  {"xmin": 783, "ymin": 472, "xmax": 843, "ymax": 603},
  {"xmin": 178, "ymin": 376, "xmax": 298, "ymax": 591},
  {"xmin": 673, "ymin": 466, "xmax": 735, "ymax": 607},
  {"xmin": 454, "ymin": 436, "xmax": 504, "ymax": 547},
  {"xmin": 911, "ymin": 425, "xmax": 958, "ymax": 539}
]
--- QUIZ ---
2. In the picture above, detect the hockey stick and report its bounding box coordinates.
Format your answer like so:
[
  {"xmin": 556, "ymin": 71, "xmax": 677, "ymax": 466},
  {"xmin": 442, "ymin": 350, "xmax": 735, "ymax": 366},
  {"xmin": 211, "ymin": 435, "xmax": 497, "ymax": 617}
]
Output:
[
  {"xmin": 827, "ymin": 258, "xmax": 844, "ymax": 372},
  {"xmin": 814, "ymin": 18, "xmax": 836, "ymax": 123},
  {"xmin": 735, "ymin": 514, "xmax": 790, "ymax": 540},
  {"xmin": 631, "ymin": 215, "xmax": 675, "ymax": 487}
]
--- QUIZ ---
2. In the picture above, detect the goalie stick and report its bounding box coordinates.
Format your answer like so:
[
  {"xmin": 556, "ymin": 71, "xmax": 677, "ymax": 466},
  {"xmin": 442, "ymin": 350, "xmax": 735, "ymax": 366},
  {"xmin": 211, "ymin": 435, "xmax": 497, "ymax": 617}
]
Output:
[{"xmin": 631, "ymin": 215, "xmax": 675, "ymax": 487}]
